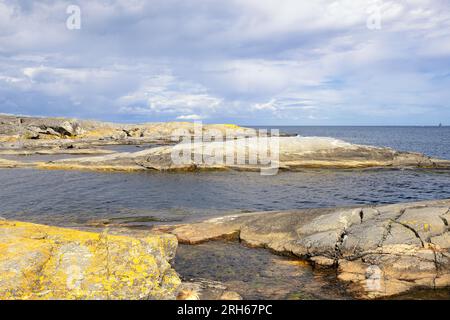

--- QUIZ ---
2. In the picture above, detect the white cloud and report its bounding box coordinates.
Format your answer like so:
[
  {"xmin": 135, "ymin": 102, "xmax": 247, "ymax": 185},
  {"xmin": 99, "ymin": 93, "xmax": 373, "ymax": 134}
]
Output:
[
  {"xmin": 1, "ymin": 0, "xmax": 450, "ymax": 124},
  {"xmin": 176, "ymin": 114, "xmax": 205, "ymax": 120}
]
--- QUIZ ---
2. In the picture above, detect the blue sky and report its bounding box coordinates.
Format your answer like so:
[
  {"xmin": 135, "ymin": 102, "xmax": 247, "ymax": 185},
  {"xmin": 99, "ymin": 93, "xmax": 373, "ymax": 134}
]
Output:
[{"xmin": 0, "ymin": 0, "xmax": 450, "ymax": 125}]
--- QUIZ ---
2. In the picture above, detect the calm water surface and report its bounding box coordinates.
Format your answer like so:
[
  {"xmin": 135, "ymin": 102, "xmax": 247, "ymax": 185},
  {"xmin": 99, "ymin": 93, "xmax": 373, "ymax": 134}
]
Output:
[
  {"xmin": 1, "ymin": 168, "xmax": 450, "ymax": 227},
  {"xmin": 262, "ymin": 126, "xmax": 450, "ymax": 159}
]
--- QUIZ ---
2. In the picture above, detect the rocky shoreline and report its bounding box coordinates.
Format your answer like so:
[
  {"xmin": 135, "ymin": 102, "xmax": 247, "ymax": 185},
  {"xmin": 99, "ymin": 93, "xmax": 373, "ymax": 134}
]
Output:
[
  {"xmin": 0, "ymin": 219, "xmax": 243, "ymax": 300},
  {"xmin": 0, "ymin": 114, "xmax": 249, "ymax": 150},
  {"xmin": 156, "ymin": 198, "xmax": 450, "ymax": 299},
  {"xmin": 2, "ymin": 114, "xmax": 450, "ymax": 172},
  {"xmin": 1, "ymin": 199, "xmax": 449, "ymax": 300},
  {"xmin": 33, "ymin": 136, "xmax": 450, "ymax": 172}
]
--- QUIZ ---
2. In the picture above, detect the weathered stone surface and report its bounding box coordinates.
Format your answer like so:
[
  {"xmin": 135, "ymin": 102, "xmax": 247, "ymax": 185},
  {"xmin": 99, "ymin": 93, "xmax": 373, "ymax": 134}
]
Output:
[
  {"xmin": 0, "ymin": 158, "xmax": 22, "ymax": 168},
  {"xmin": 35, "ymin": 136, "xmax": 450, "ymax": 172},
  {"xmin": 2, "ymin": 115, "xmax": 449, "ymax": 172},
  {"xmin": 0, "ymin": 114, "xmax": 252, "ymax": 150},
  {"xmin": 177, "ymin": 279, "xmax": 242, "ymax": 300},
  {"xmin": 0, "ymin": 220, "xmax": 181, "ymax": 300},
  {"xmin": 156, "ymin": 199, "xmax": 450, "ymax": 298}
]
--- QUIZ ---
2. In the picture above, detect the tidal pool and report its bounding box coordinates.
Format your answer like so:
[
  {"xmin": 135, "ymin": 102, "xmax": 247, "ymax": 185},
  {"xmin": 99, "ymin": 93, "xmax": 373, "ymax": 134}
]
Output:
[
  {"xmin": 174, "ymin": 240, "xmax": 450, "ymax": 300},
  {"xmin": 174, "ymin": 241, "xmax": 351, "ymax": 300}
]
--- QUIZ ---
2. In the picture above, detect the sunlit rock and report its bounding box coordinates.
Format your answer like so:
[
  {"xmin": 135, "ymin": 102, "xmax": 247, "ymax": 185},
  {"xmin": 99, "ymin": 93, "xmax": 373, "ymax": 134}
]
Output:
[{"xmin": 0, "ymin": 220, "xmax": 180, "ymax": 300}]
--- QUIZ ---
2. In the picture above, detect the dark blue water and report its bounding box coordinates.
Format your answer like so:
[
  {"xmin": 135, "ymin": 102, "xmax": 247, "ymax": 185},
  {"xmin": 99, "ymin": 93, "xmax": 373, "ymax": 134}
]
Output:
[
  {"xmin": 257, "ymin": 126, "xmax": 450, "ymax": 160},
  {"xmin": 0, "ymin": 126, "xmax": 450, "ymax": 227}
]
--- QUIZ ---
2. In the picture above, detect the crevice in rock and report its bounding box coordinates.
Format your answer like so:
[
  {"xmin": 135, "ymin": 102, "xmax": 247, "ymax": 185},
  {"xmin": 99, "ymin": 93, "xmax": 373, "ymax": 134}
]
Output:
[
  {"xmin": 334, "ymin": 228, "xmax": 348, "ymax": 264},
  {"xmin": 33, "ymin": 245, "xmax": 56, "ymax": 293},
  {"xmin": 429, "ymin": 245, "xmax": 443, "ymax": 289},
  {"xmin": 99, "ymin": 231, "xmax": 111, "ymax": 279},
  {"xmin": 378, "ymin": 208, "xmax": 408, "ymax": 247},
  {"xmin": 440, "ymin": 216, "xmax": 449, "ymax": 227},
  {"xmin": 392, "ymin": 220, "xmax": 425, "ymax": 247},
  {"xmin": 395, "ymin": 208, "xmax": 407, "ymax": 221},
  {"xmin": 439, "ymin": 208, "xmax": 449, "ymax": 231},
  {"xmin": 378, "ymin": 222, "xmax": 393, "ymax": 247}
]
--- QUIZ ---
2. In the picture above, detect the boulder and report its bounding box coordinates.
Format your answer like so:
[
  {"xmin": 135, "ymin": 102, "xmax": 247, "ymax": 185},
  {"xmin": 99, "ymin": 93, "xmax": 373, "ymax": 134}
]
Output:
[
  {"xmin": 0, "ymin": 220, "xmax": 181, "ymax": 300},
  {"xmin": 55, "ymin": 120, "xmax": 86, "ymax": 137}
]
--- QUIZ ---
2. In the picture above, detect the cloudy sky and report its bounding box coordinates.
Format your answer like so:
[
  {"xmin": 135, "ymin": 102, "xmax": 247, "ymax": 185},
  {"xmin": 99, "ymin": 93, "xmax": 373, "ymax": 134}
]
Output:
[{"xmin": 0, "ymin": 0, "xmax": 449, "ymax": 125}]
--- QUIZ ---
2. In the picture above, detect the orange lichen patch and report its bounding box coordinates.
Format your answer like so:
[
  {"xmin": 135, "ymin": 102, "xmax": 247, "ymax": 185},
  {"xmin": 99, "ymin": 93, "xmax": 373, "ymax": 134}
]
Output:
[{"xmin": 0, "ymin": 220, "xmax": 180, "ymax": 300}]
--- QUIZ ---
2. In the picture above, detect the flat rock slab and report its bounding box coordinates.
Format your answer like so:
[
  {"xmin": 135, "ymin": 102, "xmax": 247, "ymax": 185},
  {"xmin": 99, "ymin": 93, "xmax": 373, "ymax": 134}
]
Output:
[
  {"xmin": 32, "ymin": 137, "xmax": 450, "ymax": 172},
  {"xmin": 2, "ymin": 115, "xmax": 450, "ymax": 172},
  {"xmin": 0, "ymin": 220, "xmax": 181, "ymax": 299},
  {"xmin": 156, "ymin": 199, "xmax": 450, "ymax": 299}
]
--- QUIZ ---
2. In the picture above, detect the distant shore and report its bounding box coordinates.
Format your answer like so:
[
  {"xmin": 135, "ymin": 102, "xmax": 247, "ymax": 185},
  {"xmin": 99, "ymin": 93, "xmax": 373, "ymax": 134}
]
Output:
[{"xmin": 1, "ymin": 114, "xmax": 450, "ymax": 173}]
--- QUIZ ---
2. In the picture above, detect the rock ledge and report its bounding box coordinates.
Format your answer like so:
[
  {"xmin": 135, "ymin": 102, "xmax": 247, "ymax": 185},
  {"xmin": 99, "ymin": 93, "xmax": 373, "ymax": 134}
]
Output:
[{"xmin": 156, "ymin": 199, "xmax": 450, "ymax": 298}]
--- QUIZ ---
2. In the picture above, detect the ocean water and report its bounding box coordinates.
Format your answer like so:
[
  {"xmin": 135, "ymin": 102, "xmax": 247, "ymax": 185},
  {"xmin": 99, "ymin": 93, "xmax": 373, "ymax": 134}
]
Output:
[
  {"xmin": 258, "ymin": 126, "xmax": 450, "ymax": 159},
  {"xmin": 0, "ymin": 126, "xmax": 450, "ymax": 227}
]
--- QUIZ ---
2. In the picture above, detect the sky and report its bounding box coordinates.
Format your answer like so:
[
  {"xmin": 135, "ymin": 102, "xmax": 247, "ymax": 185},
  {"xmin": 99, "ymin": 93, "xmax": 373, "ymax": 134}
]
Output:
[{"xmin": 0, "ymin": 0, "xmax": 450, "ymax": 125}]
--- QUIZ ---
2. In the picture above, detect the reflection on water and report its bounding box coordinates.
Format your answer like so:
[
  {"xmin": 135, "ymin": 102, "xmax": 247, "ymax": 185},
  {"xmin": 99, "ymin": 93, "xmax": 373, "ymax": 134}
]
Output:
[
  {"xmin": 174, "ymin": 241, "xmax": 351, "ymax": 300},
  {"xmin": 175, "ymin": 241, "xmax": 450, "ymax": 300},
  {"xmin": 390, "ymin": 289, "xmax": 450, "ymax": 300}
]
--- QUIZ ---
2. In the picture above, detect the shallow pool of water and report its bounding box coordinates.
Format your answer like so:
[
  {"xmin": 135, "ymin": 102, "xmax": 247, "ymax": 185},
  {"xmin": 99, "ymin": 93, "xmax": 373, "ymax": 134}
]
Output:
[
  {"xmin": 174, "ymin": 241, "xmax": 351, "ymax": 300},
  {"xmin": 174, "ymin": 240, "xmax": 450, "ymax": 300}
]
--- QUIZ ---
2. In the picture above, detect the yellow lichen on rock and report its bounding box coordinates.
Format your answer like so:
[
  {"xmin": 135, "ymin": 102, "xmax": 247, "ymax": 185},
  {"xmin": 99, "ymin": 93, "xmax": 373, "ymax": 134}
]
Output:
[
  {"xmin": 0, "ymin": 158, "xmax": 22, "ymax": 168},
  {"xmin": 0, "ymin": 220, "xmax": 181, "ymax": 300}
]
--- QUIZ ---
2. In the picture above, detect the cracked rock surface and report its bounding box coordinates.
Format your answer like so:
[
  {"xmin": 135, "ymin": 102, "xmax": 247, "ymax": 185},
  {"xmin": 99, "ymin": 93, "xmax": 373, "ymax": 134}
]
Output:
[
  {"xmin": 156, "ymin": 199, "xmax": 450, "ymax": 298},
  {"xmin": 0, "ymin": 220, "xmax": 181, "ymax": 299}
]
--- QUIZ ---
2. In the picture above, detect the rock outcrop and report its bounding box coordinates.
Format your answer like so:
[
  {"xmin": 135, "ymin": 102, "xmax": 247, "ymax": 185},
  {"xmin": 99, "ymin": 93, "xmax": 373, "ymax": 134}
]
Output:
[
  {"xmin": 2, "ymin": 115, "xmax": 450, "ymax": 172},
  {"xmin": 36, "ymin": 137, "xmax": 450, "ymax": 172},
  {"xmin": 0, "ymin": 158, "xmax": 23, "ymax": 168},
  {"xmin": 0, "ymin": 114, "xmax": 252, "ymax": 150},
  {"xmin": 0, "ymin": 220, "xmax": 181, "ymax": 299},
  {"xmin": 156, "ymin": 199, "xmax": 450, "ymax": 298}
]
